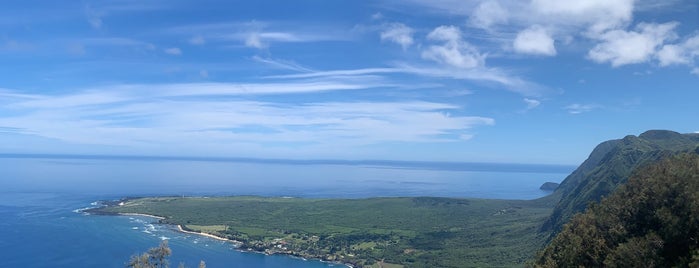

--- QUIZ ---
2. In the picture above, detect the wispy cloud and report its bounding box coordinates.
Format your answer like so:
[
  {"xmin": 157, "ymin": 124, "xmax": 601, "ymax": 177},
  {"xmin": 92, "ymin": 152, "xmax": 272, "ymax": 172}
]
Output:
[
  {"xmin": 189, "ymin": 36, "xmax": 206, "ymax": 45},
  {"xmin": 380, "ymin": 23, "xmax": 415, "ymax": 50},
  {"xmin": 166, "ymin": 21, "xmax": 350, "ymax": 49},
  {"xmin": 84, "ymin": 4, "xmax": 104, "ymax": 29},
  {"xmin": 251, "ymin": 56, "xmax": 315, "ymax": 72},
  {"xmin": 164, "ymin": 47, "xmax": 182, "ymax": 55},
  {"xmin": 523, "ymin": 98, "xmax": 541, "ymax": 110},
  {"xmin": 469, "ymin": 1, "xmax": 510, "ymax": 30},
  {"xmin": 565, "ymin": 103, "xmax": 599, "ymax": 114},
  {"xmin": 422, "ymin": 25, "xmax": 485, "ymax": 69},
  {"xmin": 0, "ymin": 84, "xmax": 494, "ymax": 155},
  {"xmin": 266, "ymin": 64, "xmax": 545, "ymax": 96}
]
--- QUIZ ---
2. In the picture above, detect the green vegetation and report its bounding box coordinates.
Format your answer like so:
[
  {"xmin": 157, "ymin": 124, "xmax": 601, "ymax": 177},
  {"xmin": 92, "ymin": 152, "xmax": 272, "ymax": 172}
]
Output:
[
  {"xmin": 127, "ymin": 241, "xmax": 206, "ymax": 268},
  {"xmin": 541, "ymin": 130, "xmax": 699, "ymax": 233},
  {"xmin": 533, "ymin": 153, "xmax": 699, "ymax": 267},
  {"xmin": 95, "ymin": 196, "xmax": 553, "ymax": 267},
  {"xmin": 92, "ymin": 130, "xmax": 699, "ymax": 267}
]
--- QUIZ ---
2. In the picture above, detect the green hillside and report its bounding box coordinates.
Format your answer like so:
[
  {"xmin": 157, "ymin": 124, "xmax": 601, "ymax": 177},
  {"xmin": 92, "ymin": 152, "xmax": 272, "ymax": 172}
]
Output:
[
  {"xmin": 91, "ymin": 130, "xmax": 699, "ymax": 267},
  {"xmin": 541, "ymin": 130, "xmax": 699, "ymax": 233},
  {"xmin": 93, "ymin": 196, "xmax": 552, "ymax": 267},
  {"xmin": 533, "ymin": 153, "xmax": 699, "ymax": 267}
]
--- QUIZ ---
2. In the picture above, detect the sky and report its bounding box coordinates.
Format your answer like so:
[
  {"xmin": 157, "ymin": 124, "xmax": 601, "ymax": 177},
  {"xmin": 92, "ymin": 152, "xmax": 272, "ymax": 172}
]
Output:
[{"xmin": 0, "ymin": 0, "xmax": 697, "ymax": 165}]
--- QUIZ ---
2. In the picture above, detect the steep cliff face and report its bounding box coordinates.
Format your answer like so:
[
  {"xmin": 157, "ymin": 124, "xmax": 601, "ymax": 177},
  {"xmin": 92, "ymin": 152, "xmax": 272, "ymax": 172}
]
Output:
[
  {"xmin": 534, "ymin": 153, "xmax": 699, "ymax": 267},
  {"xmin": 541, "ymin": 130, "xmax": 699, "ymax": 233}
]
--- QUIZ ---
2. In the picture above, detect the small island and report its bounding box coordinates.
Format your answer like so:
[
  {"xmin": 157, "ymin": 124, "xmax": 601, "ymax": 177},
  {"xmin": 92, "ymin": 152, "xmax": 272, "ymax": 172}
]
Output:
[
  {"xmin": 539, "ymin": 182, "xmax": 559, "ymax": 191},
  {"xmin": 87, "ymin": 196, "xmax": 553, "ymax": 267}
]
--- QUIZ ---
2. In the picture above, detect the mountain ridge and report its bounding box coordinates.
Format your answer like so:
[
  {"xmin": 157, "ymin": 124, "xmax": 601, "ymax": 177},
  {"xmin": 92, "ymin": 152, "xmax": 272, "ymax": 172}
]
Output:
[{"xmin": 541, "ymin": 130, "xmax": 699, "ymax": 233}]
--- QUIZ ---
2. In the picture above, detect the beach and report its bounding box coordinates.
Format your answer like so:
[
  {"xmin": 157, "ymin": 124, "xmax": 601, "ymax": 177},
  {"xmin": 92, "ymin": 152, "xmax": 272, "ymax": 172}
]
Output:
[
  {"xmin": 119, "ymin": 213, "xmax": 165, "ymax": 220},
  {"xmin": 176, "ymin": 225, "xmax": 239, "ymax": 243}
]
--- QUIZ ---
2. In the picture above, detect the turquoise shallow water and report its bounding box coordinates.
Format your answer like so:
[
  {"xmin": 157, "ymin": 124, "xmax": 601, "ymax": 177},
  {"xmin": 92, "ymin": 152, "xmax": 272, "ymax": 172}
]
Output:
[{"xmin": 0, "ymin": 158, "xmax": 571, "ymax": 267}]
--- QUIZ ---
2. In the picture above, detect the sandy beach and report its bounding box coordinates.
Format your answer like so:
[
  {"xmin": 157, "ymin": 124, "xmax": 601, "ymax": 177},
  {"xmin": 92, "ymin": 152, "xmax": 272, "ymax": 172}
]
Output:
[
  {"xmin": 119, "ymin": 213, "xmax": 165, "ymax": 220},
  {"xmin": 177, "ymin": 225, "xmax": 241, "ymax": 244},
  {"xmin": 120, "ymin": 212, "xmax": 238, "ymax": 244}
]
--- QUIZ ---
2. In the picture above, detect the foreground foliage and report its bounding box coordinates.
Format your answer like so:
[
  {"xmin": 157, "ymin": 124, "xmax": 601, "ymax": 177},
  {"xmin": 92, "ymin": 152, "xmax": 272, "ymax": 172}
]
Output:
[
  {"xmin": 96, "ymin": 196, "xmax": 553, "ymax": 267},
  {"xmin": 127, "ymin": 240, "xmax": 205, "ymax": 268},
  {"xmin": 533, "ymin": 153, "xmax": 699, "ymax": 267}
]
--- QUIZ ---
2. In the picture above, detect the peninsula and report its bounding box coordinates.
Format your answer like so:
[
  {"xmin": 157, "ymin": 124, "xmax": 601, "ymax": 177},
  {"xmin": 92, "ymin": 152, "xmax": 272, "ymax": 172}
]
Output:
[
  {"xmin": 89, "ymin": 130, "xmax": 699, "ymax": 267},
  {"xmin": 89, "ymin": 196, "xmax": 552, "ymax": 267}
]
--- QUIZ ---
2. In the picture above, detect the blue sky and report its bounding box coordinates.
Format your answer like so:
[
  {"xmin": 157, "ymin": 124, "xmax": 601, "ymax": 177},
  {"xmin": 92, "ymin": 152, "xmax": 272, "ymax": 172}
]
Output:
[{"xmin": 0, "ymin": 0, "xmax": 697, "ymax": 165}]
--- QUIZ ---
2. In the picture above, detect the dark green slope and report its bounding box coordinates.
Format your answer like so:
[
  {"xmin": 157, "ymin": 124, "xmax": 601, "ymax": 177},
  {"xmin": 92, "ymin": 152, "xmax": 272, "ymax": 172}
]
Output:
[
  {"xmin": 541, "ymin": 130, "xmax": 699, "ymax": 233},
  {"xmin": 533, "ymin": 153, "xmax": 699, "ymax": 267}
]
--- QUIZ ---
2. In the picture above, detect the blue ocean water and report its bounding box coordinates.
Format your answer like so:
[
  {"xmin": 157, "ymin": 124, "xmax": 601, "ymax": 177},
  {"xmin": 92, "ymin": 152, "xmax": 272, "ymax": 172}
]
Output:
[{"xmin": 0, "ymin": 157, "xmax": 573, "ymax": 267}]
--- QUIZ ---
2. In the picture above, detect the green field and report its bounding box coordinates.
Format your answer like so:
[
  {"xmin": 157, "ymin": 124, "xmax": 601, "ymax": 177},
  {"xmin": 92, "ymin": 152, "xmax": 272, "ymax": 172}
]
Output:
[{"xmin": 94, "ymin": 196, "xmax": 555, "ymax": 267}]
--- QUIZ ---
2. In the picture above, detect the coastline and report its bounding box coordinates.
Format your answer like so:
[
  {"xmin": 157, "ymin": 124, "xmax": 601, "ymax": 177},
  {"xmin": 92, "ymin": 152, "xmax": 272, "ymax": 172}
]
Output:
[
  {"xmin": 175, "ymin": 226, "xmax": 351, "ymax": 267},
  {"xmin": 176, "ymin": 225, "xmax": 239, "ymax": 243},
  {"xmin": 117, "ymin": 211, "xmax": 239, "ymax": 244},
  {"xmin": 119, "ymin": 212, "xmax": 165, "ymax": 220}
]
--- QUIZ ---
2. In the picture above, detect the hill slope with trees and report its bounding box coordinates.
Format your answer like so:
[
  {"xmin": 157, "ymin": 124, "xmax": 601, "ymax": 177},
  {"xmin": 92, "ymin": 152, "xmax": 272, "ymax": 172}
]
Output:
[
  {"xmin": 533, "ymin": 153, "xmax": 699, "ymax": 267},
  {"xmin": 541, "ymin": 130, "xmax": 699, "ymax": 233}
]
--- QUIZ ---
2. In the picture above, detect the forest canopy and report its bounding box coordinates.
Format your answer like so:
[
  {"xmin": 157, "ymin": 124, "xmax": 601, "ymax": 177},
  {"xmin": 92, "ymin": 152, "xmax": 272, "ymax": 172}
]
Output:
[{"xmin": 533, "ymin": 153, "xmax": 699, "ymax": 267}]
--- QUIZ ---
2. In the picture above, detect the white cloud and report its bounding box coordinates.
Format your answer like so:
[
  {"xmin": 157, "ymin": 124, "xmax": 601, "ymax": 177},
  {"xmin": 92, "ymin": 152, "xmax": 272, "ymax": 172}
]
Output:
[
  {"xmin": 164, "ymin": 47, "xmax": 182, "ymax": 55},
  {"xmin": 265, "ymin": 65, "xmax": 544, "ymax": 97},
  {"xmin": 588, "ymin": 22, "xmax": 678, "ymax": 67},
  {"xmin": 565, "ymin": 103, "xmax": 599, "ymax": 114},
  {"xmin": 168, "ymin": 21, "xmax": 349, "ymax": 47},
  {"xmin": 657, "ymin": 33, "xmax": 699, "ymax": 66},
  {"xmin": 252, "ymin": 56, "xmax": 315, "ymax": 72},
  {"xmin": 426, "ymin": 25, "xmax": 462, "ymax": 42},
  {"xmin": 657, "ymin": 44, "xmax": 689, "ymax": 66},
  {"xmin": 380, "ymin": 23, "xmax": 415, "ymax": 50},
  {"xmin": 469, "ymin": 1, "xmax": 509, "ymax": 30},
  {"xmin": 199, "ymin": 70, "xmax": 209, "ymax": 78},
  {"xmin": 422, "ymin": 26, "xmax": 485, "ymax": 69},
  {"xmin": 245, "ymin": 33, "xmax": 265, "ymax": 48},
  {"xmin": 513, "ymin": 25, "xmax": 556, "ymax": 56},
  {"xmin": 10, "ymin": 79, "xmax": 392, "ymax": 110},
  {"xmin": 0, "ymin": 86, "xmax": 494, "ymax": 152},
  {"xmin": 523, "ymin": 98, "xmax": 541, "ymax": 109},
  {"xmin": 531, "ymin": 0, "xmax": 634, "ymax": 33},
  {"xmin": 371, "ymin": 12, "xmax": 384, "ymax": 20},
  {"xmin": 692, "ymin": 68, "xmax": 699, "ymax": 75},
  {"xmin": 189, "ymin": 36, "xmax": 206, "ymax": 45},
  {"xmin": 244, "ymin": 32, "xmax": 306, "ymax": 49},
  {"xmin": 394, "ymin": 0, "xmax": 693, "ymax": 68}
]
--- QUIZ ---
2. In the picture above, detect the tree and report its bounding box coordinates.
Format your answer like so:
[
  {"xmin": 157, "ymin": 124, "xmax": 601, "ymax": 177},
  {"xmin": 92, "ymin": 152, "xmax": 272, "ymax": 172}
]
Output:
[
  {"xmin": 128, "ymin": 241, "xmax": 170, "ymax": 268},
  {"xmin": 533, "ymin": 153, "xmax": 699, "ymax": 267},
  {"xmin": 127, "ymin": 253, "xmax": 152, "ymax": 268},
  {"xmin": 148, "ymin": 240, "xmax": 172, "ymax": 268},
  {"xmin": 126, "ymin": 240, "xmax": 205, "ymax": 268}
]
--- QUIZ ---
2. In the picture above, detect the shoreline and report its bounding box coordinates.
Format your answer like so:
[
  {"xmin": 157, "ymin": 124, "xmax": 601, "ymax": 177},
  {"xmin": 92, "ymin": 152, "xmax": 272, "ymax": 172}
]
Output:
[
  {"xmin": 176, "ymin": 225, "xmax": 240, "ymax": 243},
  {"xmin": 119, "ymin": 212, "xmax": 165, "ymax": 220}
]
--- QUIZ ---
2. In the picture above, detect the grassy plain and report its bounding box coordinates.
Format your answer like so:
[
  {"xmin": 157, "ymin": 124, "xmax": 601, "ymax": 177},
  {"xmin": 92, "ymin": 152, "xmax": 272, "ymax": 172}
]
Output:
[{"xmin": 96, "ymin": 196, "xmax": 554, "ymax": 267}]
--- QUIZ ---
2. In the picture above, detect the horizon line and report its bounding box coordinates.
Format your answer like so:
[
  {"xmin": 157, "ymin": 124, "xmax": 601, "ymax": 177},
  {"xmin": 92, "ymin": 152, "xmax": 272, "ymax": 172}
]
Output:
[{"xmin": 0, "ymin": 153, "xmax": 576, "ymax": 173}]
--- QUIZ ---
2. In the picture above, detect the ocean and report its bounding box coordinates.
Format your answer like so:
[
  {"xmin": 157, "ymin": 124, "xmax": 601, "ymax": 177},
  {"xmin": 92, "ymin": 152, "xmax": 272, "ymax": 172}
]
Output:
[{"xmin": 0, "ymin": 157, "xmax": 573, "ymax": 267}]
